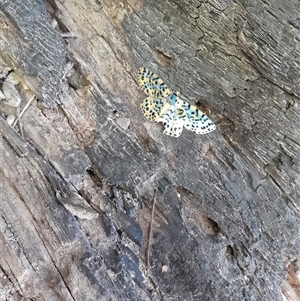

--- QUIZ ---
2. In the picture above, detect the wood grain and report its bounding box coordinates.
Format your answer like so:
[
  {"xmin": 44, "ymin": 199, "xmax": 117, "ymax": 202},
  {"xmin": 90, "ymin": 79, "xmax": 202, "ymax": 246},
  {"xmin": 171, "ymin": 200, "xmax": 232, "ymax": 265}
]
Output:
[{"xmin": 0, "ymin": 0, "xmax": 299, "ymax": 300}]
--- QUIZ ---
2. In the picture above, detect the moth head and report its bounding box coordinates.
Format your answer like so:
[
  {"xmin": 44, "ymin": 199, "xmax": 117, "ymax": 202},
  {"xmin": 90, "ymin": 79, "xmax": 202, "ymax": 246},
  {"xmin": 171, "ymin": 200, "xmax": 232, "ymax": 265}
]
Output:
[{"xmin": 166, "ymin": 92, "xmax": 178, "ymax": 105}]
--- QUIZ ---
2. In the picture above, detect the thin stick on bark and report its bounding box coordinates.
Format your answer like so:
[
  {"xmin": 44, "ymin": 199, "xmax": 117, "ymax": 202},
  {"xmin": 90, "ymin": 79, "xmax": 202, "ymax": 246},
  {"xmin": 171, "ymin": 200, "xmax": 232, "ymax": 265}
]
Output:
[
  {"xmin": 12, "ymin": 95, "xmax": 36, "ymax": 128},
  {"xmin": 146, "ymin": 189, "xmax": 157, "ymax": 272},
  {"xmin": 16, "ymin": 106, "xmax": 23, "ymax": 136}
]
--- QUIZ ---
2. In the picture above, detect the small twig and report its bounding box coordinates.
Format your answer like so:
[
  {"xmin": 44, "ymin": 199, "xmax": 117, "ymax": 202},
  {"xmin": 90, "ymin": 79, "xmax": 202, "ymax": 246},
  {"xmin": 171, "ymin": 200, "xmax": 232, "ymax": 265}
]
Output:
[
  {"xmin": 146, "ymin": 189, "xmax": 157, "ymax": 272},
  {"xmin": 61, "ymin": 32, "xmax": 78, "ymax": 38},
  {"xmin": 12, "ymin": 95, "xmax": 36, "ymax": 128},
  {"xmin": 16, "ymin": 107, "xmax": 24, "ymax": 137}
]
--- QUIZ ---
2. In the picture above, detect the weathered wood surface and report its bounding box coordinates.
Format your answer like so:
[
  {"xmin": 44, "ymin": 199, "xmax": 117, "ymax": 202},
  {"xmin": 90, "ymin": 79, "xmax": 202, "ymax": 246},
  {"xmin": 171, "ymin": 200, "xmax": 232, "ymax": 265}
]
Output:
[{"xmin": 1, "ymin": 0, "xmax": 300, "ymax": 300}]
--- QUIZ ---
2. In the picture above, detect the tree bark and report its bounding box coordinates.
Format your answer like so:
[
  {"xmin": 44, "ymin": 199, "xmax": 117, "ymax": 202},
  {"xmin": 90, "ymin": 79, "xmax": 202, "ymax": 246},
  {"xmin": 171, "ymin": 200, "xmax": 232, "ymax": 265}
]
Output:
[{"xmin": 1, "ymin": 0, "xmax": 300, "ymax": 300}]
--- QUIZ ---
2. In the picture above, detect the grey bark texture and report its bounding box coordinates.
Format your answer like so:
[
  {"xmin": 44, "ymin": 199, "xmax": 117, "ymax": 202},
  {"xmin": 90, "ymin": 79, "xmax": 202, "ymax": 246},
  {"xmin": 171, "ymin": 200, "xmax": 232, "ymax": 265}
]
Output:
[{"xmin": 1, "ymin": 0, "xmax": 300, "ymax": 300}]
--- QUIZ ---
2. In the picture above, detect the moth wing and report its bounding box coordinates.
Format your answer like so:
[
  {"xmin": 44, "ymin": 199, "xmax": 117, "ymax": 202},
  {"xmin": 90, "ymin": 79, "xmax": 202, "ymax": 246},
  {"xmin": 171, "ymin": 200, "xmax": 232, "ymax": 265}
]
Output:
[
  {"xmin": 158, "ymin": 108, "xmax": 184, "ymax": 137},
  {"xmin": 177, "ymin": 99, "xmax": 216, "ymax": 134},
  {"xmin": 140, "ymin": 97, "xmax": 165, "ymax": 121},
  {"xmin": 138, "ymin": 67, "xmax": 172, "ymax": 98}
]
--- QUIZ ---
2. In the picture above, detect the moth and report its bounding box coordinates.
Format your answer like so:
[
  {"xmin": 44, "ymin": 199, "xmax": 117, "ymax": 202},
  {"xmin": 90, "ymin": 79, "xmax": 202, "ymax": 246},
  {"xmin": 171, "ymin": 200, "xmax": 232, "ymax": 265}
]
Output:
[{"xmin": 138, "ymin": 67, "xmax": 216, "ymax": 137}]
